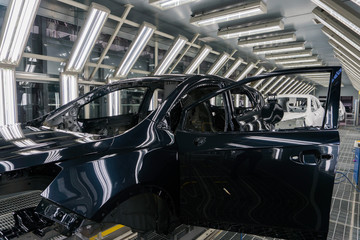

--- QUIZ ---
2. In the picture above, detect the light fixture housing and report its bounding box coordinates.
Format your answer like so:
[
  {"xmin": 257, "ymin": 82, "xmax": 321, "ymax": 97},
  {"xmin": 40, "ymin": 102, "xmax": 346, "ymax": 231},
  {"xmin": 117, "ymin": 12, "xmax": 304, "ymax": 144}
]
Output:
[
  {"xmin": 313, "ymin": 7, "xmax": 360, "ymax": 52},
  {"xmin": 149, "ymin": 0, "xmax": 198, "ymax": 10},
  {"xmin": 190, "ymin": 1, "xmax": 267, "ymax": 26},
  {"xmin": 66, "ymin": 3, "xmax": 110, "ymax": 73},
  {"xmin": 115, "ymin": 22, "xmax": 156, "ymax": 78},
  {"xmin": 351, "ymin": 0, "xmax": 360, "ymax": 7},
  {"xmin": 253, "ymin": 42, "xmax": 305, "ymax": 55},
  {"xmin": 275, "ymin": 55, "xmax": 319, "ymax": 65},
  {"xmin": 0, "ymin": 0, "xmax": 41, "ymax": 65},
  {"xmin": 311, "ymin": 0, "xmax": 360, "ymax": 36},
  {"xmin": 272, "ymin": 77, "xmax": 291, "ymax": 93},
  {"xmin": 184, "ymin": 45, "xmax": 212, "ymax": 74},
  {"xmin": 153, "ymin": 35, "xmax": 188, "ymax": 75},
  {"xmin": 238, "ymin": 32, "xmax": 296, "ymax": 47},
  {"xmin": 282, "ymin": 61, "xmax": 323, "ymax": 68},
  {"xmin": 265, "ymin": 49, "xmax": 312, "ymax": 60},
  {"xmin": 263, "ymin": 76, "xmax": 285, "ymax": 94},
  {"xmin": 235, "ymin": 62, "xmax": 256, "ymax": 81},
  {"xmin": 278, "ymin": 78, "xmax": 296, "ymax": 94},
  {"xmin": 283, "ymin": 80, "xmax": 300, "ymax": 94},
  {"xmin": 258, "ymin": 76, "xmax": 277, "ymax": 92},
  {"xmin": 207, "ymin": 52, "xmax": 230, "ymax": 75},
  {"xmin": 223, "ymin": 58, "xmax": 243, "ymax": 78},
  {"xmin": 218, "ymin": 19, "xmax": 284, "ymax": 39}
]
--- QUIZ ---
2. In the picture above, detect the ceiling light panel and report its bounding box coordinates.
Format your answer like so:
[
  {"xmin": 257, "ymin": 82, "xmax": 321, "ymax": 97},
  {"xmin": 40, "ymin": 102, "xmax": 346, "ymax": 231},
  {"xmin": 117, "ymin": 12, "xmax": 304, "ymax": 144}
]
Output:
[
  {"xmin": 265, "ymin": 49, "xmax": 312, "ymax": 60},
  {"xmin": 278, "ymin": 78, "xmax": 296, "ymax": 94},
  {"xmin": 184, "ymin": 45, "xmax": 212, "ymax": 74},
  {"xmin": 275, "ymin": 55, "xmax": 319, "ymax": 65},
  {"xmin": 190, "ymin": 1, "xmax": 266, "ymax": 26},
  {"xmin": 207, "ymin": 52, "xmax": 230, "ymax": 75},
  {"xmin": 311, "ymin": 0, "xmax": 360, "ymax": 36},
  {"xmin": 253, "ymin": 42, "xmax": 305, "ymax": 55},
  {"xmin": 235, "ymin": 62, "xmax": 256, "ymax": 81},
  {"xmin": 150, "ymin": 0, "xmax": 198, "ymax": 10},
  {"xmin": 238, "ymin": 32, "xmax": 296, "ymax": 47},
  {"xmin": 218, "ymin": 19, "xmax": 284, "ymax": 39},
  {"xmin": 334, "ymin": 49, "xmax": 360, "ymax": 69},
  {"xmin": 313, "ymin": 8, "xmax": 360, "ymax": 52},
  {"xmin": 153, "ymin": 35, "xmax": 188, "ymax": 75},
  {"xmin": 0, "ymin": 0, "xmax": 41, "ymax": 65},
  {"xmin": 223, "ymin": 58, "xmax": 243, "ymax": 78},
  {"xmin": 282, "ymin": 61, "xmax": 323, "ymax": 68},
  {"xmin": 66, "ymin": 3, "xmax": 110, "ymax": 73},
  {"xmin": 115, "ymin": 22, "xmax": 156, "ymax": 78},
  {"xmin": 325, "ymin": 28, "xmax": 360, "ymax": 62},
  {"xmin": 272, "ymin": 77, "xmax": 291, "ymax": 93}
]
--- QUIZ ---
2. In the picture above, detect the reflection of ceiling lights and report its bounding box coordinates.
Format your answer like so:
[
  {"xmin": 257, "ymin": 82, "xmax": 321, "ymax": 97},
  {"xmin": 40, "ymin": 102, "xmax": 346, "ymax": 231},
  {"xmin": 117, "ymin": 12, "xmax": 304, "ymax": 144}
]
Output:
[
  {"xmin": 311, "ymin": 0, "xmax": 360, "ymax": 36},
  {"xmin": 66, "ymin": 3, "xmax": 110, "ymax": 73},
  {"xmin": 275, "ymin": 55, "xmax": 318, "ymax": 65},
  {"xmin": 150, "ymin": 0, "xmax": 198, "ymax": 10},
  {"xmin": 281, "ymin": 61, "xmax": 323, "ymax": 68},
  {"xmin": 313, "ymin": 7, "xmax": 360, "ymax": 52},
  {"xmin": 207, "ymin": 52, "xmax": 229, "ymax": 75},
  {"xmin": 0, "ymin": 0, "xmax": 41, "ymax": 65},
  {"xmin": 265, "ymin": 49, "xmax": 312, "ymax": 60},
  {"xmin": 115, "ymin": 22, "xmax": 156, "ymax": 78},
  {"xmin": 190, "ymin": 1, "xmax": 266, "ymax": 26},
  {"xmin": 253, "ymin": 42, "xmax": 305, "ymax": 54},
  {"xmin": 223, "ymin": 58, "xmax": 243, "ymax": 78},
  {"xmin": 218, "ymin": 19, "xmax": 284, "ymax": 39},
  {"xmin": 153, "ymin": 35, "xmax": 187, "ymax": 75},
  {"xmin": 184, "ymin": 45, "xmax": 212, "ymax": 74},
  {"xmin": 238, "ymin": 33, "xmax": 296, "ymax": 47}
]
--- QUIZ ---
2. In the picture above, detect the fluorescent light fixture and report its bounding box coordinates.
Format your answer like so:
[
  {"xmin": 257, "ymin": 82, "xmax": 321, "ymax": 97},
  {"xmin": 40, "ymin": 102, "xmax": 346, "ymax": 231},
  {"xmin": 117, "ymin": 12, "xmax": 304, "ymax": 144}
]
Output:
[
  {"xmin": 265, "ymin": 49, "xmax": 312, "ymax": 60},
  {"xmin": 278, "ymin": 78, "xmax": 295, "ymax": 94},
  {"xmin": 311, "ymin": 0, "xmax": 360, "ymax": 36},
  {"xmin": 283, "ymin": 80, "xmax": 300, "ymax": 94},
  {"xmin": 184, "ymin": 45, "xmax": 212, "ymax": 74},
  {"xmin": 223, "ymin": 58, "xmax": 243, "ymax": 78},
  {"xmin": 292, "ymin": 82, "xmax": 306, "ymax": 94},
  {"xmin": 253, "ymin": 42, "xmax": 305, "ymax": 55},
  {"xmin": 258, "ymin": 76, "xmax": 277, "ymax": 92},
  {"xmin": 300, "ymin": 85, "xmax": 312, "ymax": 94},
  {"xmin": 272, "ymin": 77, "xmax": 291, "ymax": 93},
  {"xmin": 207, "ymin": 52, "xmax": 230, "ymax": 75},
  {"xmin": 275, "ymin": 55, "xmax": 318, "ymax": 65},
  {"xmin": 334, "ymin": 49, "xmax": 360, "ymax": 69},
  {"xmin": 218, "ymin": 19, "xmax": 284, "ymax": 39},
  {"xmin": 306, "ymin": 87, "xmax": 315, "ymax": 94},
  {"xmin": 295, "ymin": 83, "xmax": 308, "ymax": 94},
  {"xmin": 235, "ymin": 62, "xmax": 256, "ymax": 81},
  {"xmin": 325, "ymin": 28, "xmax": 360, "ymax": 62},
  {"xmin": 115, "ymin": 22, "xmax": 156, "ymax": 78},
  {"xmin": 60, "ymin": 74, "xmax": 78, "ymax": 105},
  {"xmin": 0, "ymin": 68, "xmax": 17, "ymax": 125},
  {"xmin": 153, "ymin": 35, "xmax": 187, "ymax": 75},
  {"xmin": 238, "ymin": 32, "xmax": 296, "ymax": 47},
  {"xmin": 254, "ymin": 66, "xmax": 265, "ymax": 75},
  {"xmin": 282, "ymin": 61, "xmax": 323, "ymax": 68},
  {"xmin": 263, "ymin": 76, "xmax": 285, "ymax": 94},
  {"xmin": 351, "ymin": 0, "xmax": 360, "ymax": 6},
  {"xmin": 313, "ymin": 8, "xmax": 360, "ymax": 52},
  {"xmin": 190, "ymin": 1, "xmax": 266, "ymax": 26},
  {"xmin": 0, "ymin": 0, "xmax": 41, "ymax": 65},
  {"xmin": 335, "ymin": 53, "xmax": 360, "ymax": 77},
  {"xmin": 66, "ymin": 3, "xmax": 110, "ymax": 73},
  {"xmin": 150, "ymin": 0, "xmax": 198, "ymax": 10}
]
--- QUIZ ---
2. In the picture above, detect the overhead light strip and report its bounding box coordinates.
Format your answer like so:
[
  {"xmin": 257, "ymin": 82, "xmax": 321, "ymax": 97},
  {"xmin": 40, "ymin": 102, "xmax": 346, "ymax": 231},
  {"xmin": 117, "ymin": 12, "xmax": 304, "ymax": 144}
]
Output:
[
  {"xmin": 265, "ymin": 49, "xmax": 312, "ymax": 60},
  {"xmin": 325, "ymin": 28, "xmax": 360, "ymax": 62},
  {"xmin": 281, "ymin": 61, "xmax": 323, "ymax": 68},
  {"xmin": 66, "ymin": 3, "xmax": 110, "ymax": 73},
  {"xmin": 275, "ymin": 55, "xmax": 318, "ymax": 65},
  {"xmin": 153, "ymin": 35, "xmax": 188, "ymax": 75},
  {"xmin": 253, "ymin": 42, "xmax": 305, "ymax": 55},
  {"xmin": 258, "ymin": 76, "xmax": 277, "ymax": 92},
  {"xmin": 235, "ymin": 61, "xmax": 257, "ymax": 81},
  {"xmin": 263, "ymin": 76, "xmax": 285, "ymax": 94},
  {"xmin": 218, "ymin": 19, "xmax": 284, "ymax": 39},
  {"xmin": 0, "ymin": 0, "xmax": 41, "ymax": 65},
  {"xmin": 207, "ymin": 52, "xmax": 230, "ymax": 75},
  {"xmin": 238, "ymin": 32, "xmax": 296, "ymax": 47},
  {"xmin": 272, "ymin": 77, "xmax": 291, "ymax": 93},
  {"xmin": 191, "ymin": 0, "xmax": 267, "ymax": 26},
  {"xmin": 311, "ymin": 0, "xmax": 360, "ymax": 36},
  {"xmin": 282, "ymin": 80, "xmax": 299, "ymax": 94},
  {"xmin": 150, "ymin": 0, "xmax": 198, "ymax": 10},
  {"xmin": 184, "ymin": 45, "xmax": 212, "ymax": 74},
  {"xmin": 223, "ymin": 58, "xmax": 243, "ymax": 78},
  {"xmin": 115, "ymin": 22, "xmax": 156, "ymax": 78}
]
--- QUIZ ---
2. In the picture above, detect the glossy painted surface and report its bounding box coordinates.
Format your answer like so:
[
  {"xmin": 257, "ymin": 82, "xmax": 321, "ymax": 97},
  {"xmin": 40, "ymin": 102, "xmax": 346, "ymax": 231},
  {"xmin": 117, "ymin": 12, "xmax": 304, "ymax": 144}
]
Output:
[{"xmin": 0, "ymin": 67, "xmax": 342, "ymax": 239}]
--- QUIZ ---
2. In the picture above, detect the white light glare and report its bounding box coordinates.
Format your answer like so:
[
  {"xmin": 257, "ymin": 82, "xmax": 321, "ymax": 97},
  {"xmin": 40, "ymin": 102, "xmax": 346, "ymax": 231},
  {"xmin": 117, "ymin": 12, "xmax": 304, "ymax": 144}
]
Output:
[
  {"xmin": 154, "ymin": 35, "xmax": 187, "ymax": 75},
  {"xmin": 0, "ymin": 0, "xmax": 41, "ymax": 65},
  {"xmin": 184, "ymin": 45, "xmax": 212, "ymax": 74},
  {"xmin": 191, "ymin": 1, "xmax": 266, "ymax": 26},
  {"xmin": 115, "ymin": 22, "xmax": 156, "ymax": 77},
  {"xmin": 66, "ymin": 3, "xmax": 110, "ymax": 72},
  {"xmin": 150, "ymin": 0, "xmax": 198, "ymax": 10}
]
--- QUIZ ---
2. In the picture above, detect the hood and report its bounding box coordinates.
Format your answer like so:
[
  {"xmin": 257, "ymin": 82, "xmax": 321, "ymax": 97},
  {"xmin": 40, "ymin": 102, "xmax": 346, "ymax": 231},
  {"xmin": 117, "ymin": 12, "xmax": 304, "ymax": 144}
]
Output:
[
  {"xmin": 282, "ymin": 112, "xmax": 307, "ymax": 122},
  {"xmin": 0, "ymin": 124, "xmax": 112, "ymax": 173}
]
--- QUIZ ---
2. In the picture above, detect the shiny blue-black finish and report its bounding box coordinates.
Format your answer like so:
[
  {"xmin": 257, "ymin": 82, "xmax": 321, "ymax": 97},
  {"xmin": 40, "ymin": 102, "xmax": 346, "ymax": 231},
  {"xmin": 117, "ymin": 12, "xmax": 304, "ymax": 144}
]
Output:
[{"xmin": 0, "ymin": 67, "xmax": 341, "ymax": 239}]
